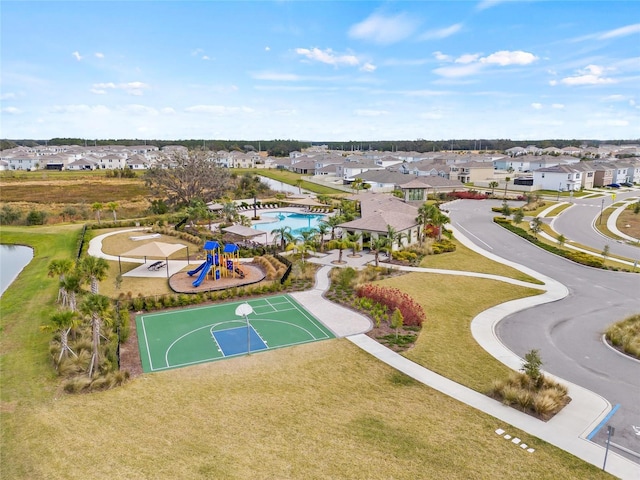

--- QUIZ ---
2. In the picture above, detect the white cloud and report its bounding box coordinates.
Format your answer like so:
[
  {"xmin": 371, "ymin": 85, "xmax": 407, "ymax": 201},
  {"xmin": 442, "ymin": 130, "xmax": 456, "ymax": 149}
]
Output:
[
  {"xmin": 433, "ymin": 63, "xmax": 484, "ymax": 78},
  {"xmin": 348, "ymin": 12, "xmax": 419, "ymax": 45},
  {"xmin": 253, "ymin": 72, "xmax": 301, "ymax": 81},
  {"xmin": 95, "ymin": 52, "xmax": 104, "ymax": 59},
  {"xmin": 476, "ymin": 0, "xmax": 507, "ymax": 11},
  {"xmin": 2, "ymin": 107, "xmax": 21, "ymax": 114},
  {"xmin": 433, "ymin": 49, "xmax": 538, "ymax": 77},
  {"xmin": 161, "ymin": 107, "xmax": 176, "ymax": 114},
  {"xmin": 433, "ymin": 51, "xmax": 452, "ymax": 62},
  {"xmin": 558, "ymin": 64, "xmax": 616, "ymax": 86},
  {"xmin": 295, "ymin": 48, "xmax": 359, "ymax": 67},
  {"xmin": 360, "ymin": 62, "xmax": 377, "ymax": 73},
  {"xmin": 419, "ymin": 111, "xmax": 443, "ymax": 120},
  {"xmin": 420, "ymin": 23, "xmax": 462, "ymax": 40},
  {"xmin": 202, "ymin": 55, "xmax": 210, "ymax": 61},
  {"xmin": 455, "ymin": 53, "xmax": 481, "ymax": 64},
  {"xmin": 0, "ymin": 92, "xmax": 17, "ymax": 100},
  {"xmin": 531, "ymin": 103, "xmax": 543, "ymax": 110},
  {"xmin": 184, "ymin": 105, "xmax": 254, "ymax": 115},
  {"xmin": 120, "ymin": 104, "xmax": 158, "ymax": 115},
  {"xmin": 72, "ymin": 51, "xmax": 83, "ymax": 61},
  {"xmin": 90, "ymin": 81, "xmax": 150, "ymax": 95},
  {"xmin": 265, "ymin": 46, "xmax": 271, "ymax": 52},
  {"xmin": 480, "ymin": 50, "xmax": 538, "ymax": 66},
  {"xmin": 51, "ymin": 104, "xmax": 110, "ymax": 114},
  {"xmin": 355, "ymin": 109, "xmax": 388, "ymax": 117},
  {"xmin": 552, "ymin": 103, "xmax": 565, "ymax": 109},
  {"xmin": 598, "ymin": 23, "xmax": 640, "ymax": 39}
]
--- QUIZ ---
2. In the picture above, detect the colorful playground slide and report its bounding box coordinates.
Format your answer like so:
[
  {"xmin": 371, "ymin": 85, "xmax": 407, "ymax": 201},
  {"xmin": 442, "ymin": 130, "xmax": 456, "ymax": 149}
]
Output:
[{"xmin": 189, "ymin": 256, "xmax": 213, "ymax": 287}]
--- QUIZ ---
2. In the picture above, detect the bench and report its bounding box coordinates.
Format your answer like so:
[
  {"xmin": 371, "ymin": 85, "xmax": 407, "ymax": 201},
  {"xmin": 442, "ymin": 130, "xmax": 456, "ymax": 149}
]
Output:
[{"xmin": 147, "ymin": 261, "xmax": 165, "ymax": 271}]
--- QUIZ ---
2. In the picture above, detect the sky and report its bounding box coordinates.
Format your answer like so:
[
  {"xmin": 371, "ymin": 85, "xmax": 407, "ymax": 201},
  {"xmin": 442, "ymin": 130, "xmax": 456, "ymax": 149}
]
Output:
[{"xmin": 1, "ymin": 1, "xmax": 639, "ymax": 142}]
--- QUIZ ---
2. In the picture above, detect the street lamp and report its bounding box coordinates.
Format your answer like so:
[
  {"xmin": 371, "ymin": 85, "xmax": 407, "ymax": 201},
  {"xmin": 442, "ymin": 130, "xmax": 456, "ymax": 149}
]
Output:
[{"xmin": 235, "ymin": 303, "xmax": 254, "ymax": 355}]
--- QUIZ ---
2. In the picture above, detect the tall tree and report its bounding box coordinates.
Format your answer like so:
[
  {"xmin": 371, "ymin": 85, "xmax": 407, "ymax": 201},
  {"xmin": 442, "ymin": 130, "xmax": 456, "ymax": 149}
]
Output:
[
  {"xmin": 61, "ymin": 274, "xmax": 81, "ymax": 313},
  {"xmin": 315, "ymin": 223, "xmax": 329, "ymax": 252},
  {"xmin": 429, "ymin": 209, "xmax": 449, "ymax": 241},
  {"xmin": 144, "ymin": 149, "xmax": 231, "ymax": 206},
  {"xmin": 489, "ymin": 181, "xmax": 499, "ymax": 196},
  {"xmin": 504, "ymin": 177, "xmax": 511, "ymax": 198},
  {"xmin": 271, "ymin": 226, "xmax": 294, "ymax": 251},
  {"xmin": 80, "ymin": 293, "xmax": 112, "ymax": 377},
  {"xmin": 42, "ymin": 310, "xmax": 80, "ymax": 364},
  {"xmin": 91, "ymin": 202, "xmax": 103, "ymax": 224},
  {"xmin": 48, "ymin": 259, "xmax": 73, "ymax": 304},
  {"xmin": 370, "ymin": 237, "xmax": 388, "ymax": 267},
  {"xmin": 106, "ymin": 201, "xmax": 119, "ymax": 222},
  {"xmin": 79, "ymin": 256, "xmax": 109, "ymax": 294},
  {"xmin": 346, "ymin": 231, "xmax": 362, "ymax": 256}
]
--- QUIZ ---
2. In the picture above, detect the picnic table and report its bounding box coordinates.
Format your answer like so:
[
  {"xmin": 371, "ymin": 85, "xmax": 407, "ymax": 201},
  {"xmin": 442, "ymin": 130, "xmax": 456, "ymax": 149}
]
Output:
[{"xmin": 147, "ymin": 261, "xmax": 166, "ymax": 271}]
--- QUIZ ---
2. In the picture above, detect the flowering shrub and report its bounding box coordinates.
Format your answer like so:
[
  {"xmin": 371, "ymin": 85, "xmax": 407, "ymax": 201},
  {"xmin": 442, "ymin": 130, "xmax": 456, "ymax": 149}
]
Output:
[
  {"xmin": 355, "ymin": 284, "xmax": 426, "ymax": 327},
  {"xmin": 448, "ymin": 191, "xmax": 488, "ymax": 200}
]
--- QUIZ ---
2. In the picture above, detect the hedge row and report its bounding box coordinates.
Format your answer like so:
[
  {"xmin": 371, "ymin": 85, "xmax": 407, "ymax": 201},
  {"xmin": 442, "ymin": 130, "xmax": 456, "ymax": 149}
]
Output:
[{"xmin": 355, "ymin": 284, "xmax": 426, "ymax": 327}]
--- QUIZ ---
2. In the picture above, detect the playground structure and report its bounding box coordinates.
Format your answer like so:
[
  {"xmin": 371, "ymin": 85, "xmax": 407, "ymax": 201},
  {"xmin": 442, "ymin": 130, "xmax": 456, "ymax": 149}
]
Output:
[{"xmin": 188, "ymin": 241, "xmax": 245, "ymax": 287}]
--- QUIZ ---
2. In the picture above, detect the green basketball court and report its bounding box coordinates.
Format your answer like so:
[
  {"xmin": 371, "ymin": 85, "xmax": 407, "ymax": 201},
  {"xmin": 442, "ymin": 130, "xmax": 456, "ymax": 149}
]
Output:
[{"xmin": 136, "ymin": 294, "xmax": 335, "ymax": 372}]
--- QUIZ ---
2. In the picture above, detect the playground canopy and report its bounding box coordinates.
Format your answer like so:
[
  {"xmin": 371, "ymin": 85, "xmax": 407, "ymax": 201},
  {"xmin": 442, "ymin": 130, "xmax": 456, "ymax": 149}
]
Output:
[{"xmin": 122, "ymin": 241, "xmax": 186, "ymax": 258}]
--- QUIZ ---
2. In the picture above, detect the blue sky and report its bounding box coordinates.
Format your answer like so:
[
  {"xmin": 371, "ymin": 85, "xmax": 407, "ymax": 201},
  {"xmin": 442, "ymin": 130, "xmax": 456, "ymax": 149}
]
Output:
[{"xmin": 1, "ymin": 1, "xmax": 639, "ymax": 141}]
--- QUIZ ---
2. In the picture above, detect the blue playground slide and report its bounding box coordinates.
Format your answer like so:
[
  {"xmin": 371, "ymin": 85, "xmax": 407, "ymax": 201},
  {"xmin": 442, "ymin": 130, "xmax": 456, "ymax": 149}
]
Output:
[{"xmin": 191, "ymin": 257, "xmax": 212, "ymax": 287}]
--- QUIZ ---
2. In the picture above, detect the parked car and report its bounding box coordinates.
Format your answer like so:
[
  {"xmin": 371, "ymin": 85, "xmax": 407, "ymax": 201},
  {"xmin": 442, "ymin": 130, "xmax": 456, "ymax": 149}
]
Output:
[
  {"xmin": 621, "ymin": 182, "xmax": 634, "ymax": 187},
  {"xmin": 605, "ymin": 183, "xmax": 621, "ymax": 188}
]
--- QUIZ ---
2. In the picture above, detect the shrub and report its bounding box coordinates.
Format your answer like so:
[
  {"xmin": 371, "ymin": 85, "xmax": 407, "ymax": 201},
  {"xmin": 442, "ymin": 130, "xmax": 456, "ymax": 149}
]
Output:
[
  {"xmin": 26, "ymin": 209, "xmax": 47, "ymax": 225},
  {"xmin": 431, "ymin": 238, "xmax": 456, "ymax": 254},
  {"xmin": 355, "ymin": 284, "xmax": 425, "ymax": 327},
  {"xmin": 533, "ymin": 392, "xmax": 560, "ymax": 420}
]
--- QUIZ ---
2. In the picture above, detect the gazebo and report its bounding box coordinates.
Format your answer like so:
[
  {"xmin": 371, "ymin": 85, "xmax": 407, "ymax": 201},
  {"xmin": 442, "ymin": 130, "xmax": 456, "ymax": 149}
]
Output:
[{"xmin": 221, "ymin": 224, "xmax": 268, "ymax": 245}]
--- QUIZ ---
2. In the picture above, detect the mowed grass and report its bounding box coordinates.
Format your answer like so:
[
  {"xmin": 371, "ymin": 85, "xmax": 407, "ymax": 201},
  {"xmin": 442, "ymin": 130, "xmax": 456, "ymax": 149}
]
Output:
[
  {"xmin": 378, "ymin": 273, "xmax": 542, "ymax": 392},
  {"xmin": 0, "ymin": 225, "xmax": 611, "ymax": 479},
  {"xmin": 419, "ymin": 239, "xmax": 543, "ymax": 284},
  {"xmin": 3, "ymin": 340, "xmax": 609, "ymax": 480}
]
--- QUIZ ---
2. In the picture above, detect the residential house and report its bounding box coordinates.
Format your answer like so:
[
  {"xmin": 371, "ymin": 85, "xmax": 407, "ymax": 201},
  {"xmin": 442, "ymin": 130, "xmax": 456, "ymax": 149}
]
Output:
[
  {"xmin": 533, "ymin": 165, "xmax": 582, "ymax": 191},
  {"xmin": 570, "ymin": 162, "xmax": 596, "ymax": 189},
  {"xmin": 448, "ymin": 161, "xmax": 494, "ymax": 184},
  {"xmin": 593, "ymin": 164, "xmax": 615, "ymax": 187}
]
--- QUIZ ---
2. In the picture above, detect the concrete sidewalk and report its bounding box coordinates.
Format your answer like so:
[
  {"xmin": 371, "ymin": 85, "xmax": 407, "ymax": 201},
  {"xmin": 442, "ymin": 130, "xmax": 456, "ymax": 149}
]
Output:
[{"xmin": 300, "ymin": 239, "xmax": 638, "ymax": 478}]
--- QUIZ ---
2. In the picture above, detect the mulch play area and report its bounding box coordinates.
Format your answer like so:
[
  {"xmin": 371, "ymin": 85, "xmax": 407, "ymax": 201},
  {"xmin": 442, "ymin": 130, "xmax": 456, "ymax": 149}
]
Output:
[{"xmin": 169, "ymin": 262, "xmax": 266, "ymax": 294}]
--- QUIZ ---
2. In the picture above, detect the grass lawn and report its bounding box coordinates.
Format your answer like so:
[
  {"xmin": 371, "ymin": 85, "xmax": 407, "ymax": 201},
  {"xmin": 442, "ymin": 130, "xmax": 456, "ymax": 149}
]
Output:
[
  {"xmin": 0, "ymin": 225, "xmax": 613, "ymax": 479},
  {"xmin": 236, "ymin": 168, "xmax": 345, "ymax": 195},
  {"xmin": 377, "ymin": 273, "xmax": 542, "ymax": 392},
  {"xmin": 419, "ymin": 239, "xmax": 543, "ymax": 284}
]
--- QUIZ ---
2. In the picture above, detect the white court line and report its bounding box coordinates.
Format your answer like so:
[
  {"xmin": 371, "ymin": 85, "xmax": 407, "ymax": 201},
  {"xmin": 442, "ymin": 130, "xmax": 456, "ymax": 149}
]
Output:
[
  {"xmin": 140, "ymin": 316, "xmax": 155, "ymax": 371},
  {"xmin": 209, "ymin": 327, "xmax": 225, "ymax": 357},
  {"xmin": 281, "ymin": 294, "xmax": 332, "ymax": 339}
]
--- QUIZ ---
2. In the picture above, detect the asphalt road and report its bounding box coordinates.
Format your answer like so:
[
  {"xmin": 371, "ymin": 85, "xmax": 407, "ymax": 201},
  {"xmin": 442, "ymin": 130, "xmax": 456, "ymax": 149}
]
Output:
[
  {"xmin": 552, "ymin": 190, "xmax": 640, "ymax": 262},
  {"xmin": 447, "ymin": 198, "xmax": 640, "ymax": 463}
]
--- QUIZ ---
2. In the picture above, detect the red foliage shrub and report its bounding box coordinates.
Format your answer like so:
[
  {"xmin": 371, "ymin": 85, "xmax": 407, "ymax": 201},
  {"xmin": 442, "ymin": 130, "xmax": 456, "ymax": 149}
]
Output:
[
  {"xmin": 448, "ymin": 191, "xmax": 488, "ymax": 200},
  {"xmin": 355, "ymin": 284, "xmax": 426, "ymax": 326}
]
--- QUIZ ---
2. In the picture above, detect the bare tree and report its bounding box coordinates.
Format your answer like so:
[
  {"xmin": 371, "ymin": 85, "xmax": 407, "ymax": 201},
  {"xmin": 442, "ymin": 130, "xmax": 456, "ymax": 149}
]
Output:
[{"xmin": 144, "ymin": 149, "xmax": 231, "ymax": 206}]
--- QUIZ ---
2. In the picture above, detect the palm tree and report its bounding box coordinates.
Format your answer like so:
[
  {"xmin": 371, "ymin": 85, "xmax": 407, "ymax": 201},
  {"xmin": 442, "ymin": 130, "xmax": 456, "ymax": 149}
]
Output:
[
  {"xmin": 489, "ymin": 181, "xmax": 499, "ymax": 196},
  {"xmin": 107, "ymin": 201, "xmax": 119, "ymax": 222},
  {"xmin": 327, "ymin": 237, "xmax": 351, "ymax": 264},
  {"xmin": 370, "ymin": 237, "xmax": 389, "ymax": 267},
  {"xmin": 271, "ymin": 226, "xmax": 294, "ymax": 251},
  {"xmin": 321, "ymin": 215, "xmax": 343, "ymax": 240},
  {"xmin": 61, "ymin": 274, "xmax": 81, "ymax": 312},
  {"xmin": 295, "ymin": 178, "xmax": 303, "ymax": 194},
  {"xmin": 42, "ymin": 310, "xmax": 80, "ymax": 364},
  {"xmin": 346, "ymin": 231, "xmax": 362, "ymax": 257},
  {"xmin": 48, "ymin": 259, "xmax": 73, "ymax": 304},
  {"xmin": 80, "ymin": 293, "xmax": 112, "ymax": 377},
  {"xmin": 221, "ymin": 200, "xmax": 238, "ymax": 224},
  {"xmin": 416, "ymin": 203, "xmax": 435, "ymax": 244},
  {"xmin": 91, "ymin": 202, "xmax": 104, "ymax": 224},
  {"xmin": 315, "ymin": 223, "xmax": 329, "ymax": 252},
  {"xmin": 351, "ymin": 178, "xmax": 363, "ymax": 194},
  {"xmin": 504, "ymin": 177, "xmax": 511, "ymax": 198},
  {"xmin": 295, "ymin": 237, "xmax": 316, "ymax": 263},
  {"xmin": 384, "ymin": 225, "xmax": 397, "ymax": 251},
  {"xmin": 394, "ymin": 231, "xmax": 407, "ymax": 250},
  {"xmin": 429, "ymin": 209, "xmax": 449, "ymax": 241},
  {"xmin": 79, "ymin": 256, "xmax": 109, "ymax": 294}
]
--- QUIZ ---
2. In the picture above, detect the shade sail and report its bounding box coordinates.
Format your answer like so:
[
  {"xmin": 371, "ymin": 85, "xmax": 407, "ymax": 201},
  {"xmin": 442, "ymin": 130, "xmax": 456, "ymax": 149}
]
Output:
[
  {"xmin": 222, "ymin": 225, "xmax": 266, "ymax": 238},
  {"xmin": 281, "ymin": 197, "xmax": 325, "ymax": 207},
  {"xmin": 122, "ymin": 241, "xmax": 186, "ymax": 258}
]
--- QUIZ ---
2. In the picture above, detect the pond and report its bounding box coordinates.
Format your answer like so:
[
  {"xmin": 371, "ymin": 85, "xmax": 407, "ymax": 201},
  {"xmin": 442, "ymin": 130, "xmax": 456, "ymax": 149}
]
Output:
[{"xmin": 1, "ymin": 244, "xmax": 34, "ymax": 296}]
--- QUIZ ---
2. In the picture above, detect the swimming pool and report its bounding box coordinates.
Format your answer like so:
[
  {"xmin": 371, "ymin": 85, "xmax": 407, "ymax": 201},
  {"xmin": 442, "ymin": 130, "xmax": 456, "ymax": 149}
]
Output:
[{"xmin": 253, "ymin": 211, "xmax": 326, "ymax": 235}]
